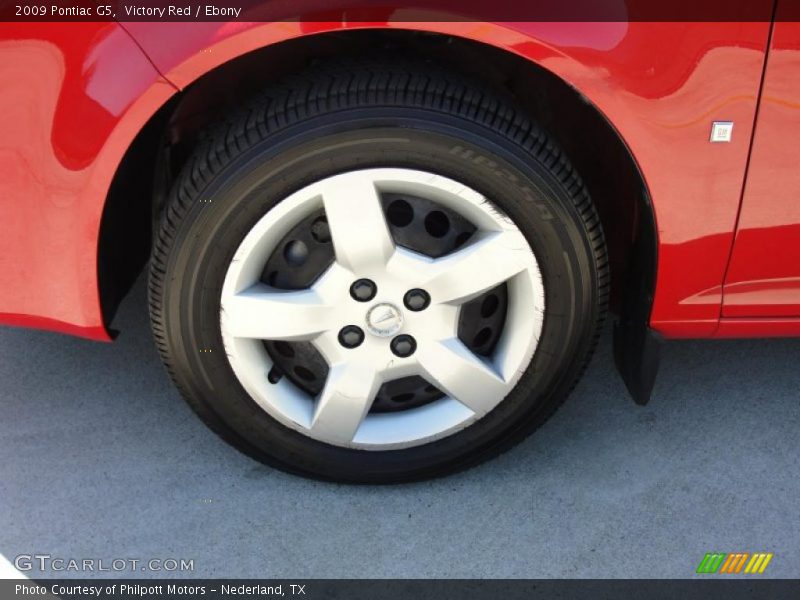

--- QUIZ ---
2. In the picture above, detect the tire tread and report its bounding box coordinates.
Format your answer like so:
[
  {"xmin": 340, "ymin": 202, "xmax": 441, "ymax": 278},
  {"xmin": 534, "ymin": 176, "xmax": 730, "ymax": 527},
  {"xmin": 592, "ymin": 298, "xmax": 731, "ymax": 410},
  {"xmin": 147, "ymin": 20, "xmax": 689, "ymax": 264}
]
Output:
[{"xmin": 148, "ymin": 58, "xmax": 609, "ymax": 481}]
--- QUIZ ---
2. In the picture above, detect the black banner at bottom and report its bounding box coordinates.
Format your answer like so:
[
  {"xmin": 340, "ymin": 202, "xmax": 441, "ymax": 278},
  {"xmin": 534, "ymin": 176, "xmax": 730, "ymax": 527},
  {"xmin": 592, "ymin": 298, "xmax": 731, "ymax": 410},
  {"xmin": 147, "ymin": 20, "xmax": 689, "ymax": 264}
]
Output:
[{"xmin": 4, "ymin": 579, "xmax": 800, "ymax": 600}]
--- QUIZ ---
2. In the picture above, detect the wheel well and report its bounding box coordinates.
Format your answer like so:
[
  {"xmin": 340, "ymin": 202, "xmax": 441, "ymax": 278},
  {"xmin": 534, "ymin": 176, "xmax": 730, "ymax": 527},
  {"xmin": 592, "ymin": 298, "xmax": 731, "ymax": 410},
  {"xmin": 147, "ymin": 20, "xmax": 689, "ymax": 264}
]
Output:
[{"xmin": 98, "ymin": 28, "xmax": 655, "ymax": 333}]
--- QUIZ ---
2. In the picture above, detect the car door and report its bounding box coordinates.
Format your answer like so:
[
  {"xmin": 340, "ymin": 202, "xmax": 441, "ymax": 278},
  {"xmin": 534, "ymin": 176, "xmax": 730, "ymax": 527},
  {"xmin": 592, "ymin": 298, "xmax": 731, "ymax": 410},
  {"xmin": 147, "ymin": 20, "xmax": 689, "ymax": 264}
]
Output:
[{"xmin": 723, "ymin": 14, "xmax": 800, "ymax": 318}]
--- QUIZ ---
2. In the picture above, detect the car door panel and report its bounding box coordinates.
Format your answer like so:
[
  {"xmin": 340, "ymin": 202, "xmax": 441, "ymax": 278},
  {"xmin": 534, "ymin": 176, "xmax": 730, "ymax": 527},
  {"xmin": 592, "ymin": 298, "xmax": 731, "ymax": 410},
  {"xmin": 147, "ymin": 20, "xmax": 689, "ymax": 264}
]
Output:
[{"xmin": 723, "ymin": 16, "xmax": 800, "ymax": 318}]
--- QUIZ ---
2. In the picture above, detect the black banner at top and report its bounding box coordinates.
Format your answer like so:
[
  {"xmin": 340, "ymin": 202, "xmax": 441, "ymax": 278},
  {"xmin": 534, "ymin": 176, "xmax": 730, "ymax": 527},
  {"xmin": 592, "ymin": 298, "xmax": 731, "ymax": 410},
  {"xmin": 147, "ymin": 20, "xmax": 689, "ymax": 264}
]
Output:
[{"xmin": 1, "ymin": 0, "xmax": 797, "ymax": 23}]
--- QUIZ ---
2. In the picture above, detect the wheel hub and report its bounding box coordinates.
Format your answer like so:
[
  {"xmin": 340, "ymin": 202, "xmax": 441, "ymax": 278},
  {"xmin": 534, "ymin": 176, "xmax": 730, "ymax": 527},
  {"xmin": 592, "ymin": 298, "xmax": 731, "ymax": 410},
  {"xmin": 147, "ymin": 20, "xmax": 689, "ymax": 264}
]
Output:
[
  {"xmin": 365, "ymin": 302, "xmax": 404, "ymax": 337},
  {"xmin": 220, "ymin": 168, "xmax": 544, "ymax": 449}
]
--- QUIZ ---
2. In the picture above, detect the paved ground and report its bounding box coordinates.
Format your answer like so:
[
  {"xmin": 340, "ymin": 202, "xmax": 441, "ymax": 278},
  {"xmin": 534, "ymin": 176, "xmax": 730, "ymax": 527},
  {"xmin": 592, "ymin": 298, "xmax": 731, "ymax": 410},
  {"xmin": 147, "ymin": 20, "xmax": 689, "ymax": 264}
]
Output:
[{"xmin": 1, "ymin": 277, "xmax": 798, "ymax": 579}]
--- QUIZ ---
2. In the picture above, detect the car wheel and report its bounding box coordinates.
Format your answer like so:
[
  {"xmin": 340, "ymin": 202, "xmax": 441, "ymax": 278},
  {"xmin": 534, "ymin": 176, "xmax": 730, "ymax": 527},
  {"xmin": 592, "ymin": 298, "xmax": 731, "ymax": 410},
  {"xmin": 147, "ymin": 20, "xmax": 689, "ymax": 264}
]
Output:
[{"xmin": 148, "ymin": 61, "xmax": 608, "ymax": 482}]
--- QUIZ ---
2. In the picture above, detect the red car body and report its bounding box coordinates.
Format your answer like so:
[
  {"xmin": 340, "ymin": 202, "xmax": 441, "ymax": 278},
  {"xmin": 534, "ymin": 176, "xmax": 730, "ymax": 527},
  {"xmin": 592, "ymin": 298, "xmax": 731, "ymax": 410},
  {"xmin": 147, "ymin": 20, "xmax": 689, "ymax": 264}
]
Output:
[{"xmin": 1, "ymin": 9, "xmax": 799, "ymax": 343}]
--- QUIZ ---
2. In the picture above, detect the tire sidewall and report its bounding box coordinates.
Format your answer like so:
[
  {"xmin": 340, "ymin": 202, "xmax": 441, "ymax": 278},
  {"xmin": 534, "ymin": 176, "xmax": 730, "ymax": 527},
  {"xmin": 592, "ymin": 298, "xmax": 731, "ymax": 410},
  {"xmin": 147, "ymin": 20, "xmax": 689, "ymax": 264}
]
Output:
[{"xmin": 158, "ymin": 109, "xmax": 601, "ymax": 482}]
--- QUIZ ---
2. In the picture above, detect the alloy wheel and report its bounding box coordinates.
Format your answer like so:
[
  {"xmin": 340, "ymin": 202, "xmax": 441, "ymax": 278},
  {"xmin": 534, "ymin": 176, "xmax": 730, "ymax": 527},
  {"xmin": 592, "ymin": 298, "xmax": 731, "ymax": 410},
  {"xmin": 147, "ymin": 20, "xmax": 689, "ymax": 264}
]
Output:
[{"xmin": 220, "ymin": 168, "xmax": 545, "ymax": 449}]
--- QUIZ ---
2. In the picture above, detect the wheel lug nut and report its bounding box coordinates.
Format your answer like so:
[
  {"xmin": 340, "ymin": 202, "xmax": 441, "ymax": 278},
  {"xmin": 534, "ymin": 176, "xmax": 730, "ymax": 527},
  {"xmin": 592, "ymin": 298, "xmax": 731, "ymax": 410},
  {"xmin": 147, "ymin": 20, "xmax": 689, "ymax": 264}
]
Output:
[
  {"xmin": 310, "ymin": 217, "xmax": 331, "ymax": 243},
  {"xmin": 350, "ymin": 279, "xmax": 377, "ymax": 302},
  {"xmin": 338, "ymin": 325, "xmax": 365, "ymax": 349},
  {"xmin": 403, "ymin": 288, "xmax": 430, "ymax": 311},
  {"xmin": 390, "ymin": 334, "xmax": 417, "ymax": 358}
]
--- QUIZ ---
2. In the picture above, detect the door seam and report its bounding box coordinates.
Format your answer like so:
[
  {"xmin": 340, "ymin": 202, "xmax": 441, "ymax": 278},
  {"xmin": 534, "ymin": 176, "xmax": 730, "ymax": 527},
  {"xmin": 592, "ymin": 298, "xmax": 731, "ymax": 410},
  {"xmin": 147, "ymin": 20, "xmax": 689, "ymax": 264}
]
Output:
[{"xmin": 715, "ymin": 0, "xmax": 779, "ymax": 332}]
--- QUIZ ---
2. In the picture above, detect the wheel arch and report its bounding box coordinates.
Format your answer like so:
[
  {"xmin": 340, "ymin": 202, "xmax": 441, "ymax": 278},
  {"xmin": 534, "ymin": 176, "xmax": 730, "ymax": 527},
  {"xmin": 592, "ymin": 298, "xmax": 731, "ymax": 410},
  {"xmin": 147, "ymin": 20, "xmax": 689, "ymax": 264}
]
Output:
[{"xmin": 99, "ymin": 25, "xmax": 657, "ymax": 381}]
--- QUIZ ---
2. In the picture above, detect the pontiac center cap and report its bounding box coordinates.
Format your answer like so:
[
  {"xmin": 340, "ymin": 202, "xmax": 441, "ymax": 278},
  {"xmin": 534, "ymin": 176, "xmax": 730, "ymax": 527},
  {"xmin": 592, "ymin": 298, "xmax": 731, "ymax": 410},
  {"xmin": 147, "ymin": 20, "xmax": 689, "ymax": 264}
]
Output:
[{"xmin": 366, "ymin": 303, "xmax": 403, "ymax": 337}]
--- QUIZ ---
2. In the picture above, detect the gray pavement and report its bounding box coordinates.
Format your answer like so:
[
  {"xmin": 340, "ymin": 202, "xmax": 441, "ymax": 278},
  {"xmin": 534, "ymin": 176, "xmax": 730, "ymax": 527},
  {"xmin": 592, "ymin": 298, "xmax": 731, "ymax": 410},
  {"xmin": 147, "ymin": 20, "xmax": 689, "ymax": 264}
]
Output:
[{"xmin": 1, "ymin": 276, "xmax": 798, "ymax": 579}]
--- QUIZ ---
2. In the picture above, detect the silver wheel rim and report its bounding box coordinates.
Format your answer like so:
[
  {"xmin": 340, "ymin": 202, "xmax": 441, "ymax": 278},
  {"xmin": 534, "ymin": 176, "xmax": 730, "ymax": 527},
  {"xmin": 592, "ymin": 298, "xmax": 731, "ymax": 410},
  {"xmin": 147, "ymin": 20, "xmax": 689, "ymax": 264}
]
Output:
[{"xmin": 220, "ymin": 168, "xmax": 545, "ymax": 450}]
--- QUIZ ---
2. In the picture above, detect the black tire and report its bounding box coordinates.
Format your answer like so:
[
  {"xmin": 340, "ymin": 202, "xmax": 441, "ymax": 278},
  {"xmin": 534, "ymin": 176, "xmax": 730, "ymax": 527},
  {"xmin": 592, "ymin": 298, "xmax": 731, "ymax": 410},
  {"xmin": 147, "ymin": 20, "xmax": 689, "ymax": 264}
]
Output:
[{"xmin": 148, "ymin": 61, "xmax": 609, "ymax": 483}]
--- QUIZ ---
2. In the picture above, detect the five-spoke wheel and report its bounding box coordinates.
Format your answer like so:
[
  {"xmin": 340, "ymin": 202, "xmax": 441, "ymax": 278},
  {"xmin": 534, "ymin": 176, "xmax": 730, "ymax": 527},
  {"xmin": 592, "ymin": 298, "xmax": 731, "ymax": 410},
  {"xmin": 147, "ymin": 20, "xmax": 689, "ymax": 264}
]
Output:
[
  {"xmin": 148, "ymin": 62, "xmax": 607, "ymax": 481},
  {"xmin": 220, "ymin": 169, "xmax": 544, "ymax": 449}
]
